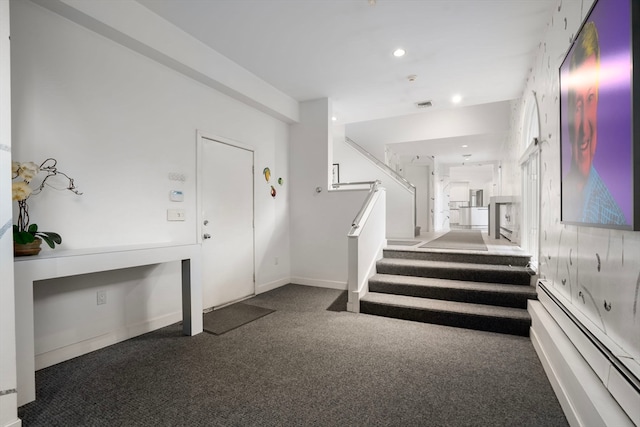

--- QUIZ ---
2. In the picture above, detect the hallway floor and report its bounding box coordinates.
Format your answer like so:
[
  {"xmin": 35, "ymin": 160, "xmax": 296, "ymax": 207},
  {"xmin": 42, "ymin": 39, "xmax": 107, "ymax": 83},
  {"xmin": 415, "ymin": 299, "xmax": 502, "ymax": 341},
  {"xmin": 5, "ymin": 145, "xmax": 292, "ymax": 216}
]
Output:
[{"xmin": 387, "ymin": 229, "xmax": 528, "ymax": 256}]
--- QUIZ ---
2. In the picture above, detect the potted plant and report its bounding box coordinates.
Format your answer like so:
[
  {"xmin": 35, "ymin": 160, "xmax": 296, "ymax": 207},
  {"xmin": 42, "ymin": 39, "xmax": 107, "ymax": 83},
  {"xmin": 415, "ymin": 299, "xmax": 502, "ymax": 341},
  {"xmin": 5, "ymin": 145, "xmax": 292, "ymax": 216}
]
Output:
[{"xmin": 12, "ymin": 158, "xmax": 82, "ymax": 256}]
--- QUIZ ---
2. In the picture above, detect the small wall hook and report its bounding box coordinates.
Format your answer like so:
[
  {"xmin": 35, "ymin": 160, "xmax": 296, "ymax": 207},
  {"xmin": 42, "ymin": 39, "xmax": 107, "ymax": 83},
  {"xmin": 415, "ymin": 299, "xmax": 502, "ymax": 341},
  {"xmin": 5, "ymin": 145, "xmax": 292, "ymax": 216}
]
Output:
[{"xmin": 315, "ymin": 187, "xmax": 322, "ymax": 193}]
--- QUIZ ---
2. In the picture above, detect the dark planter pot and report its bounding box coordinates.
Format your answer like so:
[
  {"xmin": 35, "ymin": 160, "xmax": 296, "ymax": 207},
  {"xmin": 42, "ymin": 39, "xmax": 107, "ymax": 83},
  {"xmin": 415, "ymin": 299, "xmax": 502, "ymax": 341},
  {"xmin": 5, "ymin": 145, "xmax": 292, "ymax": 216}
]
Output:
[{"xmin": 14, "ymin": 237, "xmax": 42, "ymax": 256}]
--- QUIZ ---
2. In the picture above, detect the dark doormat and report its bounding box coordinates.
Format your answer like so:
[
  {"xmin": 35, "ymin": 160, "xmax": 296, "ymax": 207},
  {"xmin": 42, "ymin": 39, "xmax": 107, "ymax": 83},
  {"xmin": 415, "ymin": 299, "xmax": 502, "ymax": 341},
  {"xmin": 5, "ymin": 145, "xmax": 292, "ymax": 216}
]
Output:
[
  {"xmin": 203, "ymin": 302, "xmax": 275, "ymax": 335},
  {"xmin": 420, "ymin": 229, "xmax": 488, "ymax": 251}
]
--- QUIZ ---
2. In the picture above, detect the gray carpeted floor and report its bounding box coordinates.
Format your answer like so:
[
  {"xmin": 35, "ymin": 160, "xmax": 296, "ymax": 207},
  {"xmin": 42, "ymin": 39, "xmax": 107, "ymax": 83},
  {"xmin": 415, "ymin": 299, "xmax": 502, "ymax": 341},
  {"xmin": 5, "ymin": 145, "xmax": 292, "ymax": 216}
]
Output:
[
  {"xmin": 420, "ymin": 230, "xmax": 488, "ymax": 251},
  {"xmin": 18, "ymin": 284, "xmax": 568, "ymax": 427}
]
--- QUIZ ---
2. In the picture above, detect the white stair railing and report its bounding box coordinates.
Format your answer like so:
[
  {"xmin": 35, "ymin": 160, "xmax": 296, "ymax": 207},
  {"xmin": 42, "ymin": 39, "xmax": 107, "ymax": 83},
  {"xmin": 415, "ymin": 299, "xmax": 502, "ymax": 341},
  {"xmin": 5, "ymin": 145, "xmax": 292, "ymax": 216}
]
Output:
[
  {"xmin": 345, "ymin": 137, "xmax": 414, "ymax": 192},
  {"xmin": 344, "ymin": 137, "xmax": 416, "ymax": 238}
]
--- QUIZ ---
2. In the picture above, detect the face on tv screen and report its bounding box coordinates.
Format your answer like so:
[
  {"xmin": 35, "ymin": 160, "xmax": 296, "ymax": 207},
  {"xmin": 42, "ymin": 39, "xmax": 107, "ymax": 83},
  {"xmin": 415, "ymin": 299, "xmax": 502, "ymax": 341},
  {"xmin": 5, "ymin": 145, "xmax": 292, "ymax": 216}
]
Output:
[{"xmin": 559, "ymin": 0, "xmax": 633, "ymax": 229}]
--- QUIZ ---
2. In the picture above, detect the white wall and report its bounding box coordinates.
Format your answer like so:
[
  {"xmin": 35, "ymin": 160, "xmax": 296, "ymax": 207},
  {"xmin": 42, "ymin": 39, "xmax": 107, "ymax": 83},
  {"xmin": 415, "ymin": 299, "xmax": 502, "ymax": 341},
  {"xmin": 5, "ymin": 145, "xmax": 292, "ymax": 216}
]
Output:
[
  {"xmin": 513, "ymin": 0, "xmax": 640, "ymax": 368},
  {"xmin": 290, "ymin": 99, "xmax": 368, "ymax": 288},
  {"xmin": 0, "ymin": 1, "xmax": 20, "ymax": 425},
  {"xmin": 449, "ymin": 182, "xmax": 469, "ymax": 203},
  {"xmin": 507, "ymin": 0, "xmax": 639, "ymax": 421},
  {"xmin": 10, "ymin": 0, "xmax": 291, "ymax": 369}
]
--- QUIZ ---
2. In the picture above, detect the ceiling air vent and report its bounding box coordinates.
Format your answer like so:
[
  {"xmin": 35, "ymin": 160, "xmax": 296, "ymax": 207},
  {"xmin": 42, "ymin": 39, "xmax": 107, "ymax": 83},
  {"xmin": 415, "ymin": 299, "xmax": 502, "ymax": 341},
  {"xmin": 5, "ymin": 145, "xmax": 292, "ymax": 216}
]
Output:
[{"xmin": 415, "ymin": 100, "xmax": 433, "ymax": 108}]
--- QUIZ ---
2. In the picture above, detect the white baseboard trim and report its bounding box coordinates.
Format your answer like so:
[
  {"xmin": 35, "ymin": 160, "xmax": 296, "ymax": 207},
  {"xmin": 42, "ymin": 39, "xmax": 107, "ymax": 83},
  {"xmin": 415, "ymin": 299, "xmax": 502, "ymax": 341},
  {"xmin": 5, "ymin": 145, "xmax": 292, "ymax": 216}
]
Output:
[
  {"xmin": 529, "ymin": 300, "xmax": 634, "ymax": 426},
  {"xmin": 346, "ymin": 288, "xmax": 363, "ymax": 313},
  {"xmin": 0, "ymin": 393, "xmax": 21, "ymax": 427},
  {"xmin": 290, "ymin": 277, "xmax": 347, "ymax": 290},
  {"xmin": 34, "ymin": 311, "xmax": 182, "ymax": 371},
  {"xmin": 256, "ymin": 278, "xmax": 289, "ymax": 294},
  {"xmin": 0, "ymin": 418, "xmax": 21, "ymax": 427}
]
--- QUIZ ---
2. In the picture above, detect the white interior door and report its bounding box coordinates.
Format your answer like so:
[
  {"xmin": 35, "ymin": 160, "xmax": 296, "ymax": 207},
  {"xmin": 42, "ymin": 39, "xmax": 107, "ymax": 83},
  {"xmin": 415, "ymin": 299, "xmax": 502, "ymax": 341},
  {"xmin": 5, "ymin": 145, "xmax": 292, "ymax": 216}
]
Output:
[{"xmin": 200, "ymin": 136, "xmax": 255, "ymax": 309}]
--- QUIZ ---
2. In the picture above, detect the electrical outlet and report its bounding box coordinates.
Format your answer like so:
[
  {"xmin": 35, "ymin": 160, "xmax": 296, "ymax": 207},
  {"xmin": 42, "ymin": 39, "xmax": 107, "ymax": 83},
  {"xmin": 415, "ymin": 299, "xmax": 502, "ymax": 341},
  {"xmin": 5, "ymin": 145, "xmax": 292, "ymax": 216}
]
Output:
[{"xmin": 97, "ymin": 290, "xmax": 107, "ymax": 305}]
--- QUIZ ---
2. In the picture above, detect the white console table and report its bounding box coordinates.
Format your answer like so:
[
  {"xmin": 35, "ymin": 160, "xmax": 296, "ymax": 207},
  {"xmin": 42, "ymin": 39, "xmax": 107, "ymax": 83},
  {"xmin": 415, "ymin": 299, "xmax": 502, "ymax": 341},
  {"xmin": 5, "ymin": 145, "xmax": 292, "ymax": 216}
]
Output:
[
  {"xmin": 13, "ymin": 244, "xmax": 203, "ymax": 406},
  {"xmin": 488, "ymin": 196, "xmax": 518, "ymax": 240}
]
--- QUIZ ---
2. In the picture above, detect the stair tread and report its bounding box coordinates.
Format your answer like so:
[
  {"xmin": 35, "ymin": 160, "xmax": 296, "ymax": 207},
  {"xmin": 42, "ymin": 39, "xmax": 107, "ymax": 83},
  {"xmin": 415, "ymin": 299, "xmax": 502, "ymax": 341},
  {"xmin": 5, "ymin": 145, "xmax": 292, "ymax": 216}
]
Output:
[
  {"xmin": 362, "ymin": 292, "xmax": 531, "ymax": 320},
  {"xmin": 384, "ymin": 247, "xmax": 531, "ymax": 259},
  {"xmin": 377, "ymin": 257, "xmax": 533, "ymax": 272},
  {"xmin": 370, "ymin": 274, "xmax": 537, "ymax": 294}
]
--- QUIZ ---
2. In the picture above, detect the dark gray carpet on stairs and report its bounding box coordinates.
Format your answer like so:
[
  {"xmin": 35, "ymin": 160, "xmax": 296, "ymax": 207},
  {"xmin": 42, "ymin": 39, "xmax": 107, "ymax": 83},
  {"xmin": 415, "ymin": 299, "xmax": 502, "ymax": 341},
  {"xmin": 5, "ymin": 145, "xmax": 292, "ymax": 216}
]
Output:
[
  {"xmin": 376, "ymin": 258, "xmax": 533, "ymax": 285},
  {"xmin": 18, "ymin": 284, "xmax": 568, "ymax": 427},
  {"xmin": 383, "ymin": 248, "xmax": 531, "ymax": 266},
  {"xmin": 420, "ymin": 229, "xmax": 488, "ymax": 251},
  {"xmin": 203, "ymin": 302, "xmax": 275, "ymax": 335}
]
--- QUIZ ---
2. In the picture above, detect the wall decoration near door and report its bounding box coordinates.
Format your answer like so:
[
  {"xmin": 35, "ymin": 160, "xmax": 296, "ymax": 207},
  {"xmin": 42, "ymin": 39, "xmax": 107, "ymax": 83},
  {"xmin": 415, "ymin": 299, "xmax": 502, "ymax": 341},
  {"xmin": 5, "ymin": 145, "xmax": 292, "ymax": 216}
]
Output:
[{"xmin": 261, "ymin": 166, "xmax": 284, "ymax": 198}]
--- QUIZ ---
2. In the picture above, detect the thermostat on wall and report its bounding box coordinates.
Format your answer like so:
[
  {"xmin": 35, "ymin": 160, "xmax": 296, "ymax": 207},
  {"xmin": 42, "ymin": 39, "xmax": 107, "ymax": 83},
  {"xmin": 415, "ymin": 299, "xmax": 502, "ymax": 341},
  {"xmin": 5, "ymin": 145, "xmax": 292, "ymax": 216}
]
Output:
[{"xmin": 170, "ymin": 190, "xmax": 184, "ymax": 202}]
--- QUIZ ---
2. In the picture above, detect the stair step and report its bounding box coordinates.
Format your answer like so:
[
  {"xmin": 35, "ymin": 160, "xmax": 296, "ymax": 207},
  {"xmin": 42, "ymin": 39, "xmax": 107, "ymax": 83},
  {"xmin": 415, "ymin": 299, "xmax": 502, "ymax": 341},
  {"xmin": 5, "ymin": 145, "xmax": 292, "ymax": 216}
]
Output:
[
  {"xmin": 361, "ymin": 292, "xmax": 531, "ymax": 336},
  {"xmin": 376, "ymin": 258, "xmax": 534, "ymax": 285},
  {"xmin": 369, "ymin": 274, "xmax": 537, "ymax": 309},
  {"xmin": 383, "ymin": 248, "xmax": 531, "ymax": 267}
]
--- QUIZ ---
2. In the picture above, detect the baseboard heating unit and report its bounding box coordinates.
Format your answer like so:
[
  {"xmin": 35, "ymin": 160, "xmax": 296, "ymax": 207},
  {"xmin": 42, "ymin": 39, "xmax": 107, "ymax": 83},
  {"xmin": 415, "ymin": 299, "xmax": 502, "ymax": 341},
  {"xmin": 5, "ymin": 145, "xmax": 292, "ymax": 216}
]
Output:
[{"xmin": 529, "ymin": 281, "xmax": 639, "ymax": 426}]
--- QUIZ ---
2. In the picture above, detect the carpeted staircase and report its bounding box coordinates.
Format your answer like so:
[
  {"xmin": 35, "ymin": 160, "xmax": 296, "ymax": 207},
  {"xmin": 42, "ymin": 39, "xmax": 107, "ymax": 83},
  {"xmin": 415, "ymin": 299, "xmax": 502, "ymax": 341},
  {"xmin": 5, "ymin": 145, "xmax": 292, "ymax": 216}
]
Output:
[{"xmin": 361, "ymin": 247, "xmax": 537, "ymax": 336}]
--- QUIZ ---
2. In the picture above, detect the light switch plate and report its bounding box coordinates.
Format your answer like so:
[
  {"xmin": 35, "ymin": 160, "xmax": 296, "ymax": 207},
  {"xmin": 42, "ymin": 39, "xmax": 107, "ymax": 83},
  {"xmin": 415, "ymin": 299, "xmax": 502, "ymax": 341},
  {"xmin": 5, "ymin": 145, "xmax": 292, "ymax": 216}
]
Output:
[{"xmin": 167, "ymin": 209, "xmax": 186, "ymax": 221}]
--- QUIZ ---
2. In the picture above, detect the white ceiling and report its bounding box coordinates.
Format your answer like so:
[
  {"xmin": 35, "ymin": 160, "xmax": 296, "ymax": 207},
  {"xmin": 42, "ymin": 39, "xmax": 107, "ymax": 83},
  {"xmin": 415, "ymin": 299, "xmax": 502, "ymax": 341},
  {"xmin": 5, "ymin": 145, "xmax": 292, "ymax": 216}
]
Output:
[
  {"xmin": 138, "ymin": 0, "xmax": 559, "ymax": 167},
  {"xmin": 392, "ymin": 131, "xmax": 509, "ymax": 165}
]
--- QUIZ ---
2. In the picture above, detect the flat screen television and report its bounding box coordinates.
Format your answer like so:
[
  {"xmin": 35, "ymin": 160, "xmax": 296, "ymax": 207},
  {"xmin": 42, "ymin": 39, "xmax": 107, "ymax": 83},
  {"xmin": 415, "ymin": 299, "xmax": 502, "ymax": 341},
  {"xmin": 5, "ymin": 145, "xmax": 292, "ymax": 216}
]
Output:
[{"xmin": 559, "ymin": 0, "xmax": 639, "ymax": 230}]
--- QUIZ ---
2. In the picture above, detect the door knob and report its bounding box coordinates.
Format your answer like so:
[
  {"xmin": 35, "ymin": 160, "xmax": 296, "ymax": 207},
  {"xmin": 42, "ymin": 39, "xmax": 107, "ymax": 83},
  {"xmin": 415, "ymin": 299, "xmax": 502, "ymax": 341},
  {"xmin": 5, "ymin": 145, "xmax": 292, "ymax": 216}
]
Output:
[
  {"xmin": 203, "ymin": 233, "xmax": 211, "ymax": 239},
  {"xmin": 203, "ymin": 220, "xmax": 209, "ymax": 226}
]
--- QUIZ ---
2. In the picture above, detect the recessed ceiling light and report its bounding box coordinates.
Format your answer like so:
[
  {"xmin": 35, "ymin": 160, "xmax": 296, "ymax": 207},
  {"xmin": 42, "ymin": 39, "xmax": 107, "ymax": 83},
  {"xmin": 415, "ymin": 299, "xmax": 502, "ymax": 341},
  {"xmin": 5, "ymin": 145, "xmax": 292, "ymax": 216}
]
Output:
[
  {"xmin": 331, "ymin": 116, "xmax": 337, "ymax": 121},
  {"xmin": 452, "ymin": 94, "xmax": 462, "ymax": 104},
  {"xmin": 462, "ymin": 144, "xmax": 468, "ymax": 148},
  {"xmin": 407, "ymin": 74, "xmax": 417, "ymax": 82},
  {"xmin": 393, "ymin": 48, "xmax": 406, "ymax": 57}
]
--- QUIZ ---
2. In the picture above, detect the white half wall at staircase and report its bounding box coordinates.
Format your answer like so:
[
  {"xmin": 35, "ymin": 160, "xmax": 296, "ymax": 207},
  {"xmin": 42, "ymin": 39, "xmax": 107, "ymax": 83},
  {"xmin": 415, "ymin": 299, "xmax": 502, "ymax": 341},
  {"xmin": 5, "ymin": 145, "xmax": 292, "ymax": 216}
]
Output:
[{"xmin": 290, "ymin": 99, "xmax": 369, "ymax": 289}]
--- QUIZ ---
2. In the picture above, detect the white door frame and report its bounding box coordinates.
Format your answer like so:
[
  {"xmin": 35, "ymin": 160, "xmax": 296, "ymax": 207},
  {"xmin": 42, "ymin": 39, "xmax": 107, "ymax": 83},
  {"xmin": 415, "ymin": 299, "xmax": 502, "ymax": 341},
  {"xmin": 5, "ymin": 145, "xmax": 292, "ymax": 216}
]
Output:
[
  {"xmin": 520, "ymin": 143, "xmax": 541, "ymax": 270},
  {"xmin": 519, "ymin": 91, "xmax": 541, "ymax": 270},
  {"xmin": 196, "ymin": 130, "xmax": 256, "ymax": 306}
]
